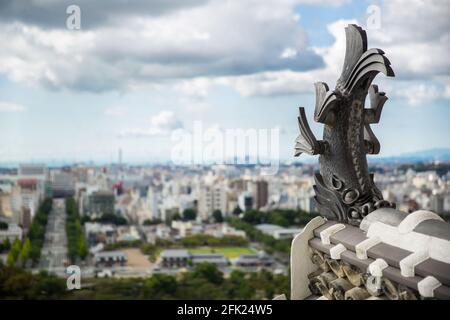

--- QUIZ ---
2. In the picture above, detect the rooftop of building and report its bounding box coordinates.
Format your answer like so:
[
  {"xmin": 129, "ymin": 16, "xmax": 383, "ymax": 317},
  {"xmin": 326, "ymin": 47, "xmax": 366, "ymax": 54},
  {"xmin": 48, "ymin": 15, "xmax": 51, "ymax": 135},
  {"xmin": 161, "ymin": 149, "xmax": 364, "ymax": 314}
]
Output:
[
  {"xmin": 191, "ymin": 253, "xmax": 228, "ymax": 264},
  {"xmin": 255, "ymin": 224, "xmax": 283, "ymax": 232},
  {"xmin": 17, "ymin": 178, "xmax": 38, "ymax": 188},
  {"xmin": 235, "ymin": 251, "xmax": 272, "ymax": 261},
  {"xmin": 94, "ymin": 250, "xmax": 127, "ymax": 259},
  {"xmin": 160, "ymin": 249, "xmax": 190, "ymax": 258}
]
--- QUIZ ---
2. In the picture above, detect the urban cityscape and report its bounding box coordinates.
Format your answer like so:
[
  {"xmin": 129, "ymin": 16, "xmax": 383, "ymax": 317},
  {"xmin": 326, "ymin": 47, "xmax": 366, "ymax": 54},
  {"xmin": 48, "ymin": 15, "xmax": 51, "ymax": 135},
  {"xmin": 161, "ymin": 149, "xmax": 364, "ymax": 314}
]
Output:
[
  {"xmin": 0, "ymin": 0, "xmax": 448, "ymax": 308},
  {"xmin": 0, "ymin": 156, "xmax": 449, "ymax": 299}
]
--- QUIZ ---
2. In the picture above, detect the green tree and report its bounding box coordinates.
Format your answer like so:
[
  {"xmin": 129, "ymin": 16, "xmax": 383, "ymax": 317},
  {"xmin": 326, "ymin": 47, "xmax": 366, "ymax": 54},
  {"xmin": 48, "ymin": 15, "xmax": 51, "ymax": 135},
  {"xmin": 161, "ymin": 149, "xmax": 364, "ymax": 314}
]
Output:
[
  {"xmin": 7, "ymin": 238, "xmax": 22, "ymax": 267},
  {"xmin": 191, "ymin": 262, "xmax": 224, "ymax": 285},
  {"xmin": 172, "ymin": 212, "xmax": 181, "ymax": 221},
  {"xmin": 96, "ymin": 213, "xmax": 127, "ymax": 225},
  {"xmin": 29, "ymin": 270, "xmax": 67, "ymax": 299},
  {"xmin": 80, "ymin": 214, "xmax": 92, "ymax": 224},
  {"xmin": 0, "ymin": 238, "xmax": 11, "ymax": 253},
  {"xmin": 143, "ymin": 274, "xmax": 177, "ymax": 299},
  {"xmin": 0, "ymin": 261, "xmax": 290, "ymax": 299},
  {"xmin": 20, "ymin": 238, "xmax": 31, "ymax": 267},
  {"xmin": 228, "ymin": 270, "xmax": 255, "ymax": 299},
  {"xmin": 182, "ymin": 208, "xmax": 197, "ymax": 221},
  {"xmin": 6, "ymin": 252, "xmax": 16, "ymax": 267},
  {"xmin": 212, "ymin": 210, "xmax": 223, "ymax": 223},
  {"xmin": 27, "ymin": 198, "xmax": 52, "ymax": 266},
  {"xmin": 0, "ymin": 266, "xmax": 67, "ymax": 299},
  {"xmin": 66, "ymin": 197, "xmax": 88, "ymax": 263},
  {"xmin": 232, "ymin": 206, "xmax": 243, "ymax": 215},
  {"xmin": 78, "ymin": 237, "xmax": 88, "ymax": 260},
  {"xmin": 140, "ymin": 243, "xmax": 157, "ymax": 262},
  {"xmin": 142, "ymin": 218, "xmax": 162, "ymax": 226}
]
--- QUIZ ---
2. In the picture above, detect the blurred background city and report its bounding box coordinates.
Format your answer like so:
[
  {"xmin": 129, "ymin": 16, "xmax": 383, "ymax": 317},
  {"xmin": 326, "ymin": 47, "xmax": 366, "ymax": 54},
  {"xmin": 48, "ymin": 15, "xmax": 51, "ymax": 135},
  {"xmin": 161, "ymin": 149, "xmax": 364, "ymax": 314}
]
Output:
[
  {"xmin": 0, "ymin": 0, "xmax": 449, "ymax": 299},
  {"xmin": 0, "ymin": 158, "xmax": 449, "ymax": 299}
]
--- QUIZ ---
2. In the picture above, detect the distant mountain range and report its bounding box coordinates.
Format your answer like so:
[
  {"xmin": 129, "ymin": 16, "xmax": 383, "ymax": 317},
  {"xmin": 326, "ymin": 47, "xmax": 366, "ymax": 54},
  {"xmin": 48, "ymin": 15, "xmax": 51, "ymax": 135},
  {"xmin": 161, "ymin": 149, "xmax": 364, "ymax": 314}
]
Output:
[
  {"xmin": 1, "ymin": 148, "xmax": 450, "ymax": 168},
  {"xmin": 370, "ymin": 148, "xmax": 450, "ymax": 163}
]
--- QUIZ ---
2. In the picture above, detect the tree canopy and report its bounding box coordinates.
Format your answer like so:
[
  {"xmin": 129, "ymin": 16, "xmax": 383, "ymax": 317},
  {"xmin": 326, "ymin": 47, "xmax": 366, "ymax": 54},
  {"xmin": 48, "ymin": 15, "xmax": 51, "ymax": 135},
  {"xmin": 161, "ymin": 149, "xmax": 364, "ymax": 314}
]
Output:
[
  {"xmin": 182, "ymin": 208, "xmax": 197, "ymax": 221},
  {"xmin": 212, "ymin": 210, "xmax": 224, "ymax": 223}
]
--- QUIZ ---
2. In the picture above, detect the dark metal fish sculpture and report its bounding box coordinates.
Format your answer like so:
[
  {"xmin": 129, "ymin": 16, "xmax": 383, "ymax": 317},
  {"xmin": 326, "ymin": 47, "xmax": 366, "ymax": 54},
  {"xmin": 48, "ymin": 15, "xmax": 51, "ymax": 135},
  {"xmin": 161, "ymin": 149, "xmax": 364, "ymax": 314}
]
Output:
[{"xmin": 295, "ymin": 24, "xmax": 396, "ymax": 226}]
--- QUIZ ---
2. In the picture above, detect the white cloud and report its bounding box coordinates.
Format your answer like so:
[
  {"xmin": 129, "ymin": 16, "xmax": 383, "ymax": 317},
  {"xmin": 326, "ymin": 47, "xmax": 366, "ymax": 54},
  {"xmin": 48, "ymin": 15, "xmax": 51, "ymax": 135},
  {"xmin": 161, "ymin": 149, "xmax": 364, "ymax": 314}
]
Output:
[
  {"xmin": 0, "ymin": 101, "xmax": 26, "ymax": 112},
  {"xmin": 104, "ymin": 105, "xmax": 128, "ymax": 117},
  {"xmin": 369, "ymin": 0, "xmax": 450, "ymax": 80},
  {"xmin": 0, "ymin": 0, "xmax": 346, "ymax": 93},
  {"xmin": 386, "ymin": 82, "xmax": 442, "ymax": 106},
  {"xmin": 175, "ymin": 78, "xmax": 214, "ymax": 97},
  {"xmin": 280, "ymin": 47, "xmax": 298, "ymax": 59},
  {"xmin": 0, "ymin": 0, "xmax": 446, "ymax": 107},
  {"xmin": 150, "ymin": 110, "xmax": 182, "ymax": 130},
  {"xmin": 120, "ymin": 110, "xmax": 183, "ymax": 137},
  {"xmin": 0, "ymin": 0, "xmax": 209, "ymax": 28},
  {"xmin": 203, "ymin": 0, "xmax": 450, "ymax": 104},
  {"xmin": 183, "ymin": 100, "xmax": 211, "ymax": 113},
  {"xmin": 362, "ymin": 0, "xmax": 449, "ymax": 105},
  {"xmin": 212, "ymin": 18, "xmax": 353, "ymax": 96}
]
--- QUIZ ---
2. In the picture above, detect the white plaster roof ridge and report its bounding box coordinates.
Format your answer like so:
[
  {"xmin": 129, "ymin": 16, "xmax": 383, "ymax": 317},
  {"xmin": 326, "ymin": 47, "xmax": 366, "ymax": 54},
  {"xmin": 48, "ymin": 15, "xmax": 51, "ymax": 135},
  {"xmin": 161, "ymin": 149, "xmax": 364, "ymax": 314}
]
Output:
[
  {"xmin": 355, "ymin": 236, "xmax": 381, "ymax": 260},
  {"xmin": 418, "ymin": 276, "xmax": 442, "ymax": 298},
  {"xmin": 399, "ymin": 251, "xmax": 430, "ymax": 277},
  {"xmin": 329, "ymin": 243, "xmax": 347, "ymax": 260},
  {"xmin": 367, "ymin": 221, "xmax": 450, "ymax": 264},
  {"xmin": 398, "ymin": 210, "xmax": 444, "ymax": 234},
  {"xmin": 320, "ymin": 223, "xmax": 345, "ymax": 245},
  {"xmin": 368, "ymin": 258, "xmax": 389, "ymax": 277}
]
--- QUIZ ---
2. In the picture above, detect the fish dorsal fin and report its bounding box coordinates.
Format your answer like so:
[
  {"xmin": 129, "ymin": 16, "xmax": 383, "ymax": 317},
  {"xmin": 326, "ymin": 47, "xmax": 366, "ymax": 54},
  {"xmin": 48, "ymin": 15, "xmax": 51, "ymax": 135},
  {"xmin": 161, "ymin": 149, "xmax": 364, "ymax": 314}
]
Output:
[{"xmin": 337, "ymin": 24, "xmax": 367, "ymax": 90}]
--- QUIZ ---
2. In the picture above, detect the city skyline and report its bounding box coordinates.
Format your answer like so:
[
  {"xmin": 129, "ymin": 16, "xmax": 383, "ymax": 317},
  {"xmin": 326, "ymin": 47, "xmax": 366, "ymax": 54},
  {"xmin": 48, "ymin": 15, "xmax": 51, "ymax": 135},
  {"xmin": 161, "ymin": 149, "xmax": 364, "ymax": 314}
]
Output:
[
  {"xmin": 1, "ymin": 0, "xmax": 449, "ymax": 306},
  {"xmin": 0, "ymin": 0, "xmax": 449, "ymax": 163}
]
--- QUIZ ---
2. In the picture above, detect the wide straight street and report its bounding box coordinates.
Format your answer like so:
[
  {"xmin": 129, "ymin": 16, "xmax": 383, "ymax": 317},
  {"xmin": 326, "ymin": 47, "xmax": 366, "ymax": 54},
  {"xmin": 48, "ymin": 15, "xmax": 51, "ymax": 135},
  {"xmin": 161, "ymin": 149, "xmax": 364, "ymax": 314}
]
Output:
[{"xmin": 39, "ymin": 199, "xmax": 68, "ymax": 276}]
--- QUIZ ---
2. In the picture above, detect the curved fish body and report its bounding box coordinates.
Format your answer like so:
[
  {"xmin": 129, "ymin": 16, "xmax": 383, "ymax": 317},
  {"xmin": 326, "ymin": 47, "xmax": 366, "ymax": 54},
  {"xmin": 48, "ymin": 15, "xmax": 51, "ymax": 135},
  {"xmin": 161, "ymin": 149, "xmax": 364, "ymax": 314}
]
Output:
[{"xmin": 295, "ymin": 25, "xmax": 395, "ymax": 225}]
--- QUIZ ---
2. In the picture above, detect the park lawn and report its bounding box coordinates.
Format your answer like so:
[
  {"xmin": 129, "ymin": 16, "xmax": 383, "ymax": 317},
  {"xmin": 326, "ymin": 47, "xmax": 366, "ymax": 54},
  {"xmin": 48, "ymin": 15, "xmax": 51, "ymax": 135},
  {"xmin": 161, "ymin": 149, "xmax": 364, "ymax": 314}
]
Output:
[{"xmin": 189, "ymin": 247, "xmax": 255, "ymax": 259}]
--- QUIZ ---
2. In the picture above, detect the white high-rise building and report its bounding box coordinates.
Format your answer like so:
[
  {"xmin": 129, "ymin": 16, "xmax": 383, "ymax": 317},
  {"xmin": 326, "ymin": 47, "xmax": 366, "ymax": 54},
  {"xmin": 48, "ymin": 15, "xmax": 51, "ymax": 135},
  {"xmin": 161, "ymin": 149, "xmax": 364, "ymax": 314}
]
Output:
[
  {"xmin": 147, "ymin": 187, "xmax": 160, "ymax": 220},
  {"xmin": 198, "ymin": 184, "xmax": 227, "ymax": 220}
]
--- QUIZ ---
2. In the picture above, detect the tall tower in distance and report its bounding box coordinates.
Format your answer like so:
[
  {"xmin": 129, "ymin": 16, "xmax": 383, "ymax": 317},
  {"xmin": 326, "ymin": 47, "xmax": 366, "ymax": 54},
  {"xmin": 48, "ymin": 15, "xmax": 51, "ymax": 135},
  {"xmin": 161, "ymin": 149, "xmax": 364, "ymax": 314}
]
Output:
[{"xmin": 118, "ymin": 148, "xmax": 123, "ymax": 167}]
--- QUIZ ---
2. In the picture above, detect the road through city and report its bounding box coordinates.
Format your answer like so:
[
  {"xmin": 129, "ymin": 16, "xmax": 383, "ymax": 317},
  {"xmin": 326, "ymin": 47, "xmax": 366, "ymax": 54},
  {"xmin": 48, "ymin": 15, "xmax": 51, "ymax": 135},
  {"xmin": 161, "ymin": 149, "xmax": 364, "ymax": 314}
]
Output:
[{"xmin": 39, "ymin": 199, "xmax": 68, "ymax": 276}]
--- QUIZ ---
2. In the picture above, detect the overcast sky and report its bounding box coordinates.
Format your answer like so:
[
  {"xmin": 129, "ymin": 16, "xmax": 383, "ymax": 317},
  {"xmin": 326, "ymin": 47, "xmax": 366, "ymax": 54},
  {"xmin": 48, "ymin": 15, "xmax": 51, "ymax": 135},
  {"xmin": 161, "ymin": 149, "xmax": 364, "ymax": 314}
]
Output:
[{"xmin": 0, "ymin": 0, "xmax": 449, "ymax": 164}]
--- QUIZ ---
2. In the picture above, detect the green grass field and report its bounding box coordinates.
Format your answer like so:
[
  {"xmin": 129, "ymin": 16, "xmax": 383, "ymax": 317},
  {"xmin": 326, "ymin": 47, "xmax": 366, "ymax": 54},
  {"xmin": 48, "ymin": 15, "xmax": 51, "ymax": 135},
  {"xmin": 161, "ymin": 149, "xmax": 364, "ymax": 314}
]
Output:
[{"xmin": 189, "ymin": 247, "xmax": 255, "ymax": 259}]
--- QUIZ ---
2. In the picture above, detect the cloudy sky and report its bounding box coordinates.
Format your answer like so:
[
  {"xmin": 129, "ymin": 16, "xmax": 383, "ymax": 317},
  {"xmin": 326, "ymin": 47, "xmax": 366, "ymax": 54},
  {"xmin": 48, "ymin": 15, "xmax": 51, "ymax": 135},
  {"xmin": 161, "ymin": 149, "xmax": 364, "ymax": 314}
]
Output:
[{"xmin": 0, "ymin": 0, "xmax": 449, "ymax": 164}]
